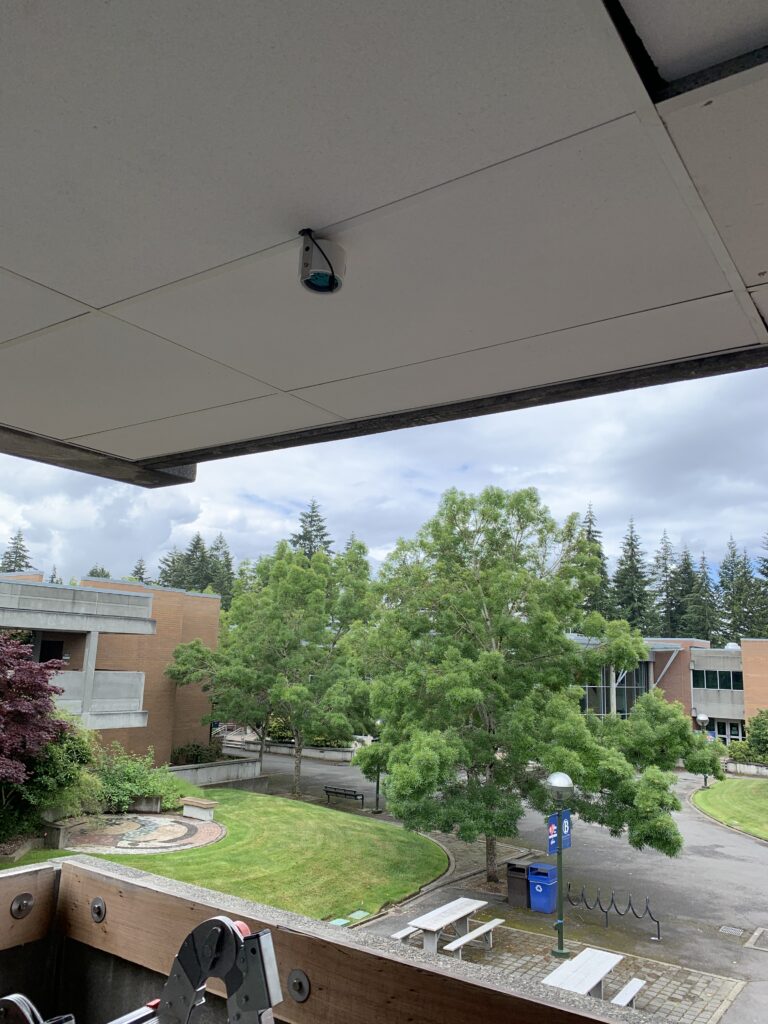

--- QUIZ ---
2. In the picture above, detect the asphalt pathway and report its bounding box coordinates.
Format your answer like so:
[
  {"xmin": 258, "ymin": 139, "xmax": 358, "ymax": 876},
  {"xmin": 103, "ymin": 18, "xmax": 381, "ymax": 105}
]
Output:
[{"xmin": 260, "ymin": 755, "xmax": 767, "ymax": 1022}]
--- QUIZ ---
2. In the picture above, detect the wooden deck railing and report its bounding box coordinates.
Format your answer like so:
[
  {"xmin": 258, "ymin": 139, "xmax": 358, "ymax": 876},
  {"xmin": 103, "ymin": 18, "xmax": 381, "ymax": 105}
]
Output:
[{"xmin": 2, "ymin": 858, "xmax": 614, "ymax": 1024}]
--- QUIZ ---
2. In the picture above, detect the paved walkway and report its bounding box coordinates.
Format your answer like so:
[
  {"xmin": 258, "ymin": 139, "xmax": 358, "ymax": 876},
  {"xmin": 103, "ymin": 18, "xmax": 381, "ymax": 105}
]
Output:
[
  {"xmin": 66, "ymin": 814, "xmax": 226, "ymax": 854},
  {"xmin": 257, "ymin": 754, "xmax": 766, "ymax": 1022}
]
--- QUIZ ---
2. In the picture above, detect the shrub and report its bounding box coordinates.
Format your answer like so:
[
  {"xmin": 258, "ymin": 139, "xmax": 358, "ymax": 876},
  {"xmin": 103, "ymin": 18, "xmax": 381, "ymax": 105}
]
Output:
[
  {"xmin": 171, "ymin": 738, "xmax": 223, "ymax": 765},
  {"xmin": 727, "ymin": 740, "xmax": 754, "ymax": 764},
  {"xmin": 96, "ymin": 744, "xmax": 184, "ymax": 812}
]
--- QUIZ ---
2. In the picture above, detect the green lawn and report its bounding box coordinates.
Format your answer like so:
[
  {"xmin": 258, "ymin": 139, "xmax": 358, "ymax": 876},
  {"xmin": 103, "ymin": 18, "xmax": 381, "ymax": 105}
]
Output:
[
  {"xmin": 6, "ymin": 790, "xmax": 447, "ymax": 920},
  {"xmin": 693, "ymin": 778, "xmax": 768, "ymax": 841}
]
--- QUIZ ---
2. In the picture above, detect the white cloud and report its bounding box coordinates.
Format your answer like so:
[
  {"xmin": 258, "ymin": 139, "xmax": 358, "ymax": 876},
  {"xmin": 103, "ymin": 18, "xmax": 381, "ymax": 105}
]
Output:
[{"xmin": 1, "ymin": 366, "xmax": 768, "ymax": 580}]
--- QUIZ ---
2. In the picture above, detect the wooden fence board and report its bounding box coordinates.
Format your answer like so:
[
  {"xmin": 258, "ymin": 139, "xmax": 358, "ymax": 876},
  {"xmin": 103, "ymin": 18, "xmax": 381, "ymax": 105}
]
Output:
[{"xmin": 0, "ymin": 863, "xmax": 58, "ymax": 951}]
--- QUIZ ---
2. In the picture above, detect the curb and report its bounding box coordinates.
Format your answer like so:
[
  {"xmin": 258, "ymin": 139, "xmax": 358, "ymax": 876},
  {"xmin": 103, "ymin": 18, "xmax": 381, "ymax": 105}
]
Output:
[{"xmin": 688, "ymin": 787, "xmax": 768, "ymax": 847}]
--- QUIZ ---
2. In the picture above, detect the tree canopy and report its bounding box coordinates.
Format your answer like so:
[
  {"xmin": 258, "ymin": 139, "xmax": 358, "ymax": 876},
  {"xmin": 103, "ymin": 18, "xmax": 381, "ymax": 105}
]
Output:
[
  {"xmin": 353, "ymin": 487, "xmax": 711, "ymax": 880},
  {"xmin": 1, "ymin": 529, "xmax": 33, "ymax": 573},
  {"xmin": 290, "ymin": 499, "xmax": 334, "ymax": 559}
]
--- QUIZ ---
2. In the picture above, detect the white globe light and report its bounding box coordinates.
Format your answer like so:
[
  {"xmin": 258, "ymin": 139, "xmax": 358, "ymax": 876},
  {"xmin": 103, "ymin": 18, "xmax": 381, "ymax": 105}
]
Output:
[{"xmin": 545, "ymin": 771, "xmax": 574, "ymax": 802}]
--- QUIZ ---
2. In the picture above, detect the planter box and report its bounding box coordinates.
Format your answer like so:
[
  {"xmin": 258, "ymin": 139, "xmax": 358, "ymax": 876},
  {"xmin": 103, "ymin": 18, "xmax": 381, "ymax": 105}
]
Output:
[
  {"xmin": 44, "ymin": 817, "xmax": 88, "ymax": 850},
  {"xmin": 128, "ymin": 796, "xmax": 163, "ymax": 813}
]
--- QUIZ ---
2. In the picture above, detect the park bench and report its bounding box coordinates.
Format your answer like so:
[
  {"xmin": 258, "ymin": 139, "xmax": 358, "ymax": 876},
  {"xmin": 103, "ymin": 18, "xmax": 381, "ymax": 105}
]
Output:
[
  {"xmin": 324, "ymin": 786, "xmax": 365, "ymax": 808},
  {"xmin": 391, "ymin": 925, "xmax": 421, "ymax": 943},
  {"xmin": 542, "ymin": 947, "xmax": 623, "ymax": 999},
  {"xmin": 181, "ymin": 797, "xmax": 218, "ymax": 822},
  {"xmin": 442, "ymin": 918, "xmax": 505, "ymax": 959},
  {"xmin": 611, "ymin": 978, "xmax": 646, "ymax": 1008}
]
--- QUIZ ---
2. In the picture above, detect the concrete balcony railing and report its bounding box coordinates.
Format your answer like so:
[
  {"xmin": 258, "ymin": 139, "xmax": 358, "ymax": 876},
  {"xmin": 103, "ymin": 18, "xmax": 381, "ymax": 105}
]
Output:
[
  {"xmin": 0, "ymin": 858, "xmax": 615, "ymax": 1024},
  {"xmin": 54, "ymin": 670, "xmax": 148, "ymax": 729}
]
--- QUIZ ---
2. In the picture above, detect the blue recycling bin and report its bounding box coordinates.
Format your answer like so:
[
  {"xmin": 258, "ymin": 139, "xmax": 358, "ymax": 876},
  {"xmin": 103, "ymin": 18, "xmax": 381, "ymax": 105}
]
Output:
[{"xmin": 527, "ymin": 862, "xmax": 558, "ymax": 913}]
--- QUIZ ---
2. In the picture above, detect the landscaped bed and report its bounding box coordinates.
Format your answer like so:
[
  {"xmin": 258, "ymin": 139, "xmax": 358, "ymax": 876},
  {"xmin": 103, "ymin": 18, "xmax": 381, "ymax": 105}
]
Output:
[
  {"xmin": 692, "ymin": 778, "xmax": 768, "ymax": 841},
  {"xmin": 7, "ymin": 789, "xmax": 448, "ymax": 920}
]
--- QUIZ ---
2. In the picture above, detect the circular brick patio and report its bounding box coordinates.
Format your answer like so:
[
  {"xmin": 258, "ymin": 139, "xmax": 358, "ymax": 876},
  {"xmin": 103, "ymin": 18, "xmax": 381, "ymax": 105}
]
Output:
[{"xmin": 66, "ymin": 814, "xmax": 226, "ymax": 854}]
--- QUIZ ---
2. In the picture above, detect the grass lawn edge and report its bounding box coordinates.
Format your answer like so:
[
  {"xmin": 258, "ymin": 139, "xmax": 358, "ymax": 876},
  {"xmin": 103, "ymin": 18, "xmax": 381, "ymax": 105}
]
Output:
[{"xmin": 690, "ymin": 782, "xmax": 768, "ymax": 845}]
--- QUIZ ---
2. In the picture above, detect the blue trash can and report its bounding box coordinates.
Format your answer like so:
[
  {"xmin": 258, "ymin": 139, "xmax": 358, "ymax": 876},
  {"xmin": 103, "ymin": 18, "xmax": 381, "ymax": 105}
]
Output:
[{"xmin": 527, "ymin": 862, "xmax": 557, "ymax": 913}]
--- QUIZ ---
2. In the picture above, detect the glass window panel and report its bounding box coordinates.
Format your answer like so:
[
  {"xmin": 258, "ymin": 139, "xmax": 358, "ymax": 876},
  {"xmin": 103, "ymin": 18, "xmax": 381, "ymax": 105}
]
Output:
[
  {"xmin": 730, "ymin": 722, "xmax": 740, "ymax": 737},
  {"xmin": 706, "ymin": 670, "xmax": 719, "ymax": 689},
  {"xmin": 692, "ymin": 670, "xmax": 705, "ymax": 688},
  {"xmin": 716, "ymin": 721, "xmax": 727, "ymax": 736},
  {"xmin": 718, "ymin": 670, "xmax": 732, "ymax": 689},
  {"xmin": 732, "ymin": 671, "xmax": 744, "ymax": 690}
]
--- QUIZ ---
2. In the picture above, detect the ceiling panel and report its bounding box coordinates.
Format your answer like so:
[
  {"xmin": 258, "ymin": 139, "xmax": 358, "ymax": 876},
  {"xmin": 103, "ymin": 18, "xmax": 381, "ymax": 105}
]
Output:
[
  {"xmin": 621, "ymin": 0, "xmax": 768, "ymax": 80},
  {"xmin": 293, "ymin": 293, "xmax": 759, "ymax": 419},
  {"xmin": 751, "ymin": 284, "xmax": 768, "ymax": 321},
  {"xmin": 109, "ymin": 116, "xmax": 730, "ymax": 393},
  {"xmin": 71, "ymin": 393, "xmax": 340, "ymax": 460},
  {"xmin": 0, "ymin": 314, "xmax": 272, "ymax": 439},
  {"xmin": 661, "ymin": 67, "xmax": 768, "ymax": 288},
  {"xmin": 0, "ymin": 1, "xmax": 634, "ymax": 307},
  {"xmin": 0, "ymin": 270, "xmax": 88, "ymax": 344}
]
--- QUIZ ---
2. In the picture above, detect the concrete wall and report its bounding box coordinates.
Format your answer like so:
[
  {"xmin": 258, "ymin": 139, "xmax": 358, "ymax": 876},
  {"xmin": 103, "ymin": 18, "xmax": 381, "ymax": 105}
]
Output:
[
  {"xmin": 223, "ymin": 739, "xmax": 355, "ymax": 762},
  {"xmin": 0, "ymin": 578, "xmax": 155, "ymax": 633},
  {"xmin": 725, "ymin": 760, "xmax": 768, "ymax": 777},
  {"xmin": 741, "ymin": 639, "xmax": 768, "ymax": 721},
  {"xmin": 169, "ymin": 757, "xmax": 262, "ymax": 786}
]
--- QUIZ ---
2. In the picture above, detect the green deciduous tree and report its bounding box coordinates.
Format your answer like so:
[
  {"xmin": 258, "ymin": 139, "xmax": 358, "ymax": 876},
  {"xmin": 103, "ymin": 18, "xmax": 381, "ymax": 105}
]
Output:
[
  {"xmin": 353, "ymin": 487, "xmax": 692, "ymax": 882},
  {"xmin": 1, "ymin": 529, "xmax": 33, "ymax": 573},
  {"xmin": 170, "ymin": 539, "xmax": 372, "ymax": 795},
  {"xmin": 86, "ymin": 564, "xmax": 111, "ymax": 578},
  {"xmin": 290, "ymin": 499, "xmax": 333, "ymax": 558},
  {"xmin": 612, "ymin": 520, "xmax": 654, "ymax": 632}
]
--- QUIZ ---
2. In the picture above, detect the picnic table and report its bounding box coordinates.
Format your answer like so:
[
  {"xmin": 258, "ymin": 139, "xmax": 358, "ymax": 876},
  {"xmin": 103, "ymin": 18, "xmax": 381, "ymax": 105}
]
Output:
[
  {"xmin": 407, "ymin": 897, "xmax": 488, "ymax": 955},
  {"xmin": 542, "ymin": 946, "xmax": 623, "ymax": 999}
]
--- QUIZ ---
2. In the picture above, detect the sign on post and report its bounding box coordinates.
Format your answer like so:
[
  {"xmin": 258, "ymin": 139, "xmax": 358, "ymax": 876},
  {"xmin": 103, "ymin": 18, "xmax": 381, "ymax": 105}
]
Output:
[{"xmin": 547, "ymin": 809, "xmax": 572, "ymax": 854}]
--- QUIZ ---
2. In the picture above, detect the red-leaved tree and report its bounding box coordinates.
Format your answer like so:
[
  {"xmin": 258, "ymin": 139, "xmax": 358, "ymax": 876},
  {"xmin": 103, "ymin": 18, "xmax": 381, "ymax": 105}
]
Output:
[{"xmin": 0, "ymin": 633, "xmax": 68, "ymax": 806}]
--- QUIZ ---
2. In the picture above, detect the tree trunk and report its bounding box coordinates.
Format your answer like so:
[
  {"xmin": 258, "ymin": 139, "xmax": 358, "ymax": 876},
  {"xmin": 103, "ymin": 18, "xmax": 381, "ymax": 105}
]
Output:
[
  {"xmin": 257, "ymin": 724, "xmax": 266, "ymax": 770},
  {"xmin": 485, "ymin": 834, "xmax": 499, "ymax": 883},
  {"xmin": 292, "ymin": 737, "xmax": 303, "ymax": 798}
]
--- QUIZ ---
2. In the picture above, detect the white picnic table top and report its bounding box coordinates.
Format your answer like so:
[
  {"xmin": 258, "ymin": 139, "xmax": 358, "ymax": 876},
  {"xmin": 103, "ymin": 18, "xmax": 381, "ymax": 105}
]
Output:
[
  {"xmin": 408, "ymin": 898, "xmax": 488, "ymax": 932},
  {"xmin": 542, "ymin": 947, "xmax": 623, "ymax": 995}
]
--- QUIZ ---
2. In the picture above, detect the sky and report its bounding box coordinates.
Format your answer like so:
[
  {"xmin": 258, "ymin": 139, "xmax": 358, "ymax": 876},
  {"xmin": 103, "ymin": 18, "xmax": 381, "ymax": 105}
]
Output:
[{"xmin": 1, "ymin": 365, "xmax": 768, "ymax": 583}]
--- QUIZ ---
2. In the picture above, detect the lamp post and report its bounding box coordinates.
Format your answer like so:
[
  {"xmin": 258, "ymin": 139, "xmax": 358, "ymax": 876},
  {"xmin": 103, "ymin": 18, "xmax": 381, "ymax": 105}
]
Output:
[
  {"xmin": 372, "ymin": 719, "xmax": 384, "ymax": 814},
  {"xmin": 696, "ymin": 712, "xmax": 711, "ymax": 787},
  {"xmin": 546, "ymin": 771, "xmax": 574, "ymax": 959}
]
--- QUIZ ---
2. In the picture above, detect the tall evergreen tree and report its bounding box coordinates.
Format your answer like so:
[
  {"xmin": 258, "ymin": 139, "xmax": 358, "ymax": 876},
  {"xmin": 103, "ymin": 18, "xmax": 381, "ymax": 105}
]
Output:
[
  {"xmin": 87, "ymin": 564, "xmax": 111, "ymax": 578},
  {"xmin": 650, "ymin": 531, "xmax": 676, "ymax": 636},
  {"xmin": 290, "ymin": 499, "xmax": 333, "ymax": 558},
  {"xmin": 130, "ymin": 558, "xmax": 149, "ymax": 583},
  {"xmin": 612, "ymin": 520, "xmax": 654, "ymax": 632},
  {"xmin": 680, "ymin": 554, "xmax": 721, "ymax": 641},
  {"xmin": 157, "ymin": 547, "xmax": 187, "ymax": 589},
  {"xmin": 669, "ymin": 547, "xmax": 697, "ymax": 635},
  {"xmin": 718, "ymin": 540, "xmax": 761, "ymax": 642},
  {"xmin": 754, "ymin": 532, "xmax": 768, "ymax": 635},
  {"xmin": 183, "ymin": 533, "xmax": 211, "ymax": 592},
  {"xmin": 581, "ymin": 505, "xmax": 614, "ymax": 617},
  {"xmin": 48, "ymin": 565, "xmax": 63, "ymax": 585},
  {"xmin": 208, "ymin": 533, "xmax": 235, "ymax": 610},
  {"xmin": 0, "ymin": 529, "xmax": 33, "ymax": 573}
]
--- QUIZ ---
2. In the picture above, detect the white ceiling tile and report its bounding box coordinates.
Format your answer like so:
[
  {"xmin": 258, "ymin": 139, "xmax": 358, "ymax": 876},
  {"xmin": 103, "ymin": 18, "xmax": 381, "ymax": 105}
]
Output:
[
  {"xmin": 108, "ymin": 116, "xmax": 729, "ymax": 391},
  {"xmin": 71, "ymin": 393, "xmax": 340, "ymax": 460},
  {"xmin": 0, "ymin": 270, "xmax": 88, "ymax": 344},
  {"xmin": 621, "ymin": 0, "xmax": 768, "ymax": 80},
  {"xmin": 0, "ymin": 314, "xmax": 272, "ymax": 438},
  {"xmin": 661, "ymin": 67, "xmax": 768, "ymax": 288},
  {"xmin": 0, "ymin": 1, "xmax": 634, "ymax": 306},
  {"xmin": 750, "ymin": 284, "xmax": 768, "ymax": 321},
  {"xmin": 293, "ymin": 294, "xmax": 758, "ymax": 419}
]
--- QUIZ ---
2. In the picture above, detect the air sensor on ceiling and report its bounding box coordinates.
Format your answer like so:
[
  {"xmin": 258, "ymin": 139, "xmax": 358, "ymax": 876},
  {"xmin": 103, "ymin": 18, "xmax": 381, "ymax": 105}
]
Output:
[{"xmin": 298, "ymin": 228, "xmax": 345, "ymax": 293}]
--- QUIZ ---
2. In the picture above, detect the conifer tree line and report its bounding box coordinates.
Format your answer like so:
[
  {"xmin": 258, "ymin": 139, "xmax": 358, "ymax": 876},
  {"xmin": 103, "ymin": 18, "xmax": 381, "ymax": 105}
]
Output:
[
  {"xmin": 583, "ymin": 505, "xmax": 768, "ymax": 644},
  {"xmin": 0, "ymin": 499, "xmax": 335, "ymax": 613}
]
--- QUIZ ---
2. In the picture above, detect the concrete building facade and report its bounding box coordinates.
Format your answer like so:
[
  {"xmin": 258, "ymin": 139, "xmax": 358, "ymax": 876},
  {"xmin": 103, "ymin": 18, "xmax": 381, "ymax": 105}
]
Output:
[{"xmin": 0, "ymin": 572, "xmax": 218, "ymax": 764}]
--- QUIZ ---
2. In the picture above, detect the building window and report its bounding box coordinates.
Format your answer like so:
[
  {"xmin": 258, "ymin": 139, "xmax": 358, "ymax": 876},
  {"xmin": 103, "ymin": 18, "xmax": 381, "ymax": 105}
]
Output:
[
  {"xmin": 704, "ymin": 719, "xmax": 746, "ymax": 744},
  {"xmin": 732, "ymin": 671, "xmax": 744, "ymax": 690},
  {"xmin": 705, "ymin": 670, "xmax": 718, "ymax": 689},
  {"xmin": 692, "ymin": 669, "xmax": 705, "ymax": 688},
  {"xmin": 691, "ymin": 668, "xmax": 743, "ymax": 690},
  {"xmin": 718, "ymin": 670, "xmax": 732, "ymax": 689}
]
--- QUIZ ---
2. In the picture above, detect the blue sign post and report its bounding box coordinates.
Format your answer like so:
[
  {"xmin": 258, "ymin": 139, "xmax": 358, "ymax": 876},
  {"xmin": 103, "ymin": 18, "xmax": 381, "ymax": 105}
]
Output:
[{"xmin": 547, "ymin": 809, "xmax": 572, "ymax": 854}]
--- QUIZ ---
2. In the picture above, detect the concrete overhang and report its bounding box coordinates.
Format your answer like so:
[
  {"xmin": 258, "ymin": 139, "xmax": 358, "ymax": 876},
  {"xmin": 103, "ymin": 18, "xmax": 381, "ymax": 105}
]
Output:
[
  {"xmin": 0, "ymin": 580, "xmax": 156, "ymax": 634},
  {"xmin": 2, "ymin": 2, "xmax": 767, "ymax": 487}
]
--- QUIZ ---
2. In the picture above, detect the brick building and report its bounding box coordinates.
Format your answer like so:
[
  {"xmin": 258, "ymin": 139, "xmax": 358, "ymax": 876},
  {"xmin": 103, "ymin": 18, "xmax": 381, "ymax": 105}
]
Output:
[
  {"xmin": 581, "ymin": 634, "xmax": 768, "ymax": 745},
  {"xmin": 0, "ymin": 572, "xmax": 219, "ymax": 764}
]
